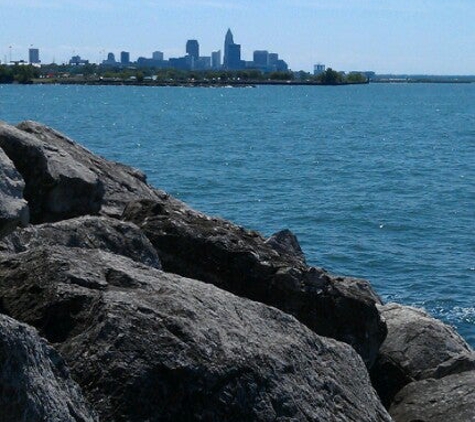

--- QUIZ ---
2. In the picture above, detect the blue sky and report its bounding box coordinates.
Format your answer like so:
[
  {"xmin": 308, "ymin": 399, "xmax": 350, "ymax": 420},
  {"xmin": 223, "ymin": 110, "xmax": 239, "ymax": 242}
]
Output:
[{"xmin": 1, "ymin": 0, "xmax": 474, "ymax": 74}]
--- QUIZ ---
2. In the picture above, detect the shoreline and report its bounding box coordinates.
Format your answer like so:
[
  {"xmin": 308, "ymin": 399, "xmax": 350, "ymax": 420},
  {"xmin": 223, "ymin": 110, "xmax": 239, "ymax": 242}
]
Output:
[{"xmin": 29, "ymin": 79, "xmax": 368, "ymax": 87}]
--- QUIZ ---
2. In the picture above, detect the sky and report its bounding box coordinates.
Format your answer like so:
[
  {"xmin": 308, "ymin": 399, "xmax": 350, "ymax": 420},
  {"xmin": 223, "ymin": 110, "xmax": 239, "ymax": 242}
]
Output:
[{"xmin": 0, "ymin": 0, "xmax": 474, "ymax": 74}]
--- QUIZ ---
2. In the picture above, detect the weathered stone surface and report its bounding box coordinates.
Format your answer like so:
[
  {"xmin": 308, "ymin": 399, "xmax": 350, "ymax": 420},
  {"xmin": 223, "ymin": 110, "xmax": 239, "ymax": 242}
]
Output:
[
  {"xmin": 0, "ymin": 147, "xmax": 29, "ymax": 238},
  {"xmin": 371, "ymin": 302, "xmax": 475, "ymax": 407},
  {"xmin": 389, "ymin": 371, "xmax": 475, "ymax": 422},
  {"xmin": 0, "ymin": 246, "xmax": 392, "ymax": 422},
  {"xmin": 16, "ymin": 120, "xmax": 161, "ymax": 218},
  {"xmin": 0, "ymin": 314, "xmax": 97, "ymax": 422},
  {"xmin": 0, "ymin": 215, "xmax": 161, "ymax": 269},
  {"xmin": 265, "ymin": 229, "xmax": 307, "ymax": 266},
  {"xmin": 0, "ymin": 121, "xmax": 104, "ymax": 223},
  {"xmin": 122, "ymin": 198, "xmax": 387, "ymax": 367}
]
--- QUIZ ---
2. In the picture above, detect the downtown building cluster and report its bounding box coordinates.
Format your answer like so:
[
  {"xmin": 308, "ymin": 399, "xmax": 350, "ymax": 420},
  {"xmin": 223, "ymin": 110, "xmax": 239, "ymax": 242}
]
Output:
[
  {"xmin": 99, "ymin": 29, "xmax": 289, "ymax": 73},
  {"xmin": 15, "ymin": 29, "xmax": 289, "ymax": 73}
]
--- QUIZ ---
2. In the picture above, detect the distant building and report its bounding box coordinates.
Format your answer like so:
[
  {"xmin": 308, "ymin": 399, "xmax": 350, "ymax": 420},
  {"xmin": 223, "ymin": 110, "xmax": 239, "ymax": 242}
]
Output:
[
  {"xmin": 268, "ymin": 53, "xmax": 279, "ymax": 66},
  {"xmin": 136, "ymin": 56, "xmax": 168, "ymax": 68},
  {"xmin": 120, "ymin": 51, "xmax": 130, "ymax": 65},
  {"xmin": 102, "ymin": 52, "xmax": 116, "ymax": 66},
  {"xmin": 152, "ymin": 51, "xmax": 164, "ymax": 61},
  {"xmin": 275, "ymin": 59, "xmax": 288, "ymax": 72},
  {"xmin": 169, "ymin": 55, "xmax": 193, "ymax": 70},
  {"xmin": 314, "ymin": 64, "xmax": 326, "ymax": 75},
  {"xmin": 223, "ymin": 29, "xmax": 243, "ymax": 70},
  {"xmin": 211, "ymin": 50, "xmax": 221, "ymax": 69},
  {"xmin": 253, "ymin": 50, "xmax": 269, "ymax": 67},
  {"xmin": 223, "ymin": 28, "xmax": 234, "ymax": 68},
  {"xmin": 29, "ymin": 48, "xmax": 40, "ymax": 64},
  {"xmin": 69, "ymin": 55, "xmax": 89, "ymax": 66},
  {"xmin": 194, "ymin": 56, "xmax": 211, "ymax": 70},
  {"xmin": 186, "ymin": 40, "xmax": 200, "ymax": 61}
]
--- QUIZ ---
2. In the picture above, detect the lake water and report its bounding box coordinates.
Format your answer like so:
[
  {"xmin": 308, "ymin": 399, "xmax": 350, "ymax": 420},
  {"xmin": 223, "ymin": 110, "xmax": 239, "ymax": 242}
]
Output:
[{"xmin": 1, "ymin": 83, "xmax": 474, "ymax": 347}]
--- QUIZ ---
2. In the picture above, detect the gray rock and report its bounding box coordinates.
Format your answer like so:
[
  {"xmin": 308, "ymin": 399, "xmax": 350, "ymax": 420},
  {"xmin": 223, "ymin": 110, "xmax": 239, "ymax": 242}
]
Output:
[
  {"xmin": 0, "ymin": 121, "xmax": 104, "ymax": 223},
  {"xmin": 265, "ymin": 229, "xmax": 307, "ymax": 266},
  {"xmin": 371, "ymin": 303, "xmax": 475, "ymax": 407},
  {"xmin": 0, "ymin": 215, "xmax": 161, "ymax": 269},
  {"xmin": 16, "ymin": 120, "xmax": 161, "ymax": 219},
  {"xmin": 379, "ymin": 303, "xmax": 473, "ymax": 378},
  {"xmin": 122, "ymin": 198, "xmax": 386, "ymax": 367},
  {"xmin": 0, "ymin": 246, "xmax": 392, "ymax": 422},
  {"xmin": 0, "ymin": 314, "xmax": 97, "ymax": 422},
  {"xmin": 389, "ymin": 371, "xmax": 475, "ymax": 422},
  {"xmin": 0, "ymin": 147, "xmax": 29, "ymax": 238}
]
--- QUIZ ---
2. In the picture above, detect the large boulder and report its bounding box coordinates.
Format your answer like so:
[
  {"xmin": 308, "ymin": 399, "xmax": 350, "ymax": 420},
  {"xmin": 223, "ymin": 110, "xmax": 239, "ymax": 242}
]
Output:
[
  {"xmin": 371, "ymin": 303, "xmax": 475, "ymax": 407},
  {"xmin": 389, "ymin": 371, "xmax": 475, "ymax": 422},
  {"xmin": 16, "ymin": 120, "xmax": 161, "ymax": 219},
  {"xmin": 122, "ymin": 198, "xmax": 387, "ymax": 367},
  {"xmin": 0, "ymin": 215, "xmax": 161, "ymax": 269},
  {"xmin": 0, "ymin": 121, "xmax": 104, "ymax": 223},
  {"xmin": 0, "ymin": 147, "xmax": 29, "ymax": 238},
  {"xmin": 0, "ymin": 314, "xmax": 97, "ymax": 422},
  {"xmin": 0, "ymin": 246, "xmax": 392, "ymax": 422}
]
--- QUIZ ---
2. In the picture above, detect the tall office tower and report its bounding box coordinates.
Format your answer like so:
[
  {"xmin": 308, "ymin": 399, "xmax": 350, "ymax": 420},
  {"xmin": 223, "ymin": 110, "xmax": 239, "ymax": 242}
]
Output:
[
  {"xmin": 211, "ymin": 50, "xmax": 221, "ymax": 69},
  {"xmin": 29, "ymin": 48, "xmax": 40, "ymax": 64},
  {"xmin": 253, "ymin": 50, "xmax": 269, "ymax": 67},
  {"xmin": 227, "ymin": 44, "xmax": 241, "ymax": 70},
  {"xmin": 152, "ymin": 51, "xmax": 164, "ymax": 61},
  {"xmin": 186, "ymin": 40, "xmax": 200, "ymax": 60},
  {"xmin": 120, "ymin": 51, "xmax": 130, "ymax": 65},
  {"xmin": 223, "ymin": 28, "xmax": 234, "ymax": 69}
]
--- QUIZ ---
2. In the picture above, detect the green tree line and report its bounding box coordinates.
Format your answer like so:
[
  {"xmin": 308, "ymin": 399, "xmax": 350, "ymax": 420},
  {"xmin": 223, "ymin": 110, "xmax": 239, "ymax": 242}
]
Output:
[{"xmin": 0, "ymin": 65, "xmax": 40, "ymax": 84}]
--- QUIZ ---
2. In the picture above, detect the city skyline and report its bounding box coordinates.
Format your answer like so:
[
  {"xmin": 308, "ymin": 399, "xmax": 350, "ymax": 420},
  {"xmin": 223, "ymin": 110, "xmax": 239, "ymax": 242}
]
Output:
[
  {"xmin": 1, "ymin": 0, "xmax": 474, "ymax": 74},
  {"xmin": 3, "ymin": 29, "xmax": 291, "ymax": 74}
]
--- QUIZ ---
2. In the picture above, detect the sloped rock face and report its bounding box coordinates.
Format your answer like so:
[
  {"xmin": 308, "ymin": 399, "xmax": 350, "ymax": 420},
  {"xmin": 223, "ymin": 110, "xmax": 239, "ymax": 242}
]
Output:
[
  {"xmin": 0, "ymin": 314, "xmax": 97, "ymax": 422},
  {"xmin": 0, "ymin": 147, "xmax": 29, "ymax": 238},
  {"xmin": 0, "ymin": 215, "xmax": 161, "ymax": 269},
  {"xmin": 0, "ymin": 246, "xmax": 392, "ymax": 422},
  {"xmin": 122, "ymin": 198, "xmax": 387, "ymax": 367},
  {"xmin": 265, "ymin": 228, "xmax": 307, "ymax": 266},
  {"xmin": 16, "ymin": 121, "xmax": 161, "ymax": 218},
  {"xmin": 371, "ymin": 303, "xmax": 475, "ymax": 408},
  {"xmin": 0, "ymin": 122, "xmax": 104, "ymax": 223},
  {"xmin": 389, "ymin": 371, "xmax": 475, "ymax": 422}
]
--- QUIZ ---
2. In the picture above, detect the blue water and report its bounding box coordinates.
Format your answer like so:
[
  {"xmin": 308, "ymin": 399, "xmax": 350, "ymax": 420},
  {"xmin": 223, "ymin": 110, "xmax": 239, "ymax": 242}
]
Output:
[{"xmin": 1, "ymin": 83, "xmax": 474, "ymax": 347}]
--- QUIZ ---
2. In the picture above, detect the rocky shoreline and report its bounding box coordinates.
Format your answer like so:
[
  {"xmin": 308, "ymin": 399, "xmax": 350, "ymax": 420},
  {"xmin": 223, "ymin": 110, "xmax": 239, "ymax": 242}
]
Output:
[{"xmin": 0, "ymin": 120, "xmax": 473, "ymax": 421}]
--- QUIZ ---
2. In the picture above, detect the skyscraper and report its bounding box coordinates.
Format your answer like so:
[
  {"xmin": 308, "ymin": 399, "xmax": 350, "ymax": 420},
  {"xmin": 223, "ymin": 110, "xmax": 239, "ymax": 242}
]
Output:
[
  {"xmin": 223, "ymin": 29, "xmax": 234, "ymax": 69},
  {"xmin": 29, "ymin": 48, "xmax": 40, "ymax": 64},
  {"xmin": 120, "ymin": 51, "xmax": 130, "ymax": 65},
  {"xmin": 186, "ymin": 40, "xmax": 199, "ymax": 61},
  {"xmin": 223, "ymin": 29, "xmax": 242, "ymax": 70},
  {"xmin": 227, "ymin": 44, "xmax": 241, "ymax": 70},
  {"xmin": 211, "ymin": 50, "xmax": 221, "ymax": 69}
]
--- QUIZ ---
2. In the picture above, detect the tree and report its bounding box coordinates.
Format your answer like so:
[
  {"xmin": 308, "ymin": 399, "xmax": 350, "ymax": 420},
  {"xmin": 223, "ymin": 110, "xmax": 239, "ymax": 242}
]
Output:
[
  {"xmin": 347, "ymin": 72, "xmax": 367, "ymax": 83},
  {"xmin": 318, "ymin": 68, "xmax": 343, "ymax": 85},
  {"xmin": 0, "ymin": 65, "xmax": 14, "ymax": 83}
]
